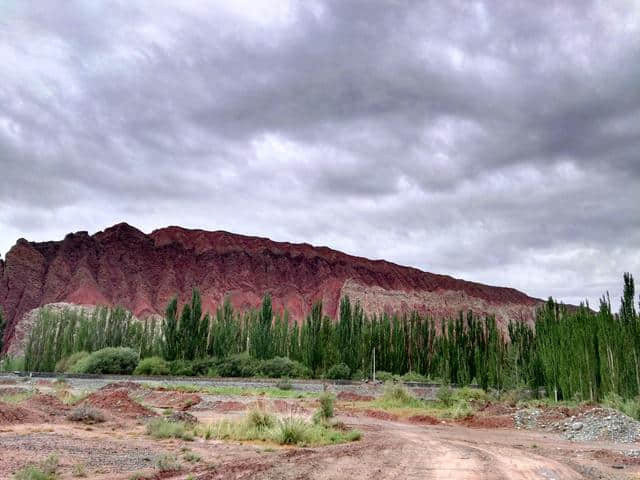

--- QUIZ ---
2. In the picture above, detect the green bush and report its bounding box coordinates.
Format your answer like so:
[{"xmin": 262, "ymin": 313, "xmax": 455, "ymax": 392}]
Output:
[
  {"xmin": 313, "ymin": 392, "xmax": 335, "ymax": 423},
  {"xmin": 603, "ymin": 392, "xmax": 640, "ymax": 420},
  {"xmin": 381, "ymin": 382, "xmax": 417, "ymax": 407},
  {"xmin": 275, "ymin": 378, "xmax": 293, "ymax": 390},
  {"xmin": 216, "ymin": 353, "xmax": 261, "ymax": 377},
  {"xmin": 325, "ymin": 363, "xmax": 351, "ymax": 380},
  {"xmin": 71, "ymin": 347, "xmax": 139, "ymax": 375},
  {"xmin": 259, "ymin": 357, "xmax": 311, "ymax": 379},
  {"xmin": 168, "ymin": 359, "xmax": 195, "ymax": 376},
  {"xmin": 246, "ymin": 409, "xmax": 276, "ymax": 430},
  {"xmin": 350, "ymin": 369, "xmax": 365, "ymax": 380},
  {"xmin": 145, "ymin": 418, "xmax": 194, "ymax": 440},
  {"xmin": 454, "ymin": 387, "xmax": 488, "ymax": 403},
  {"xmin": 155, "ymin": 454, "xmax": 181, "ymax": 472},
  {"xmin": 375, "ymin": 371, "xmax": 395, "ymax": 382},
  {"xmin": 12, "ymin": 455, "xmax": 59, "ymax": 480},
  {"xmin": 134, "ymin": 357, "xmax": 170, "ymax": 376},
  {"xmin": 54, "ymin": 352, "xmax": 88, "ymax": 373},
  {"xmin": 436, "ymin": 385, "xmax": 454, "ymax": 407},
  {"xmin": 275, "ymin": 417, "xmax": 308, "ymax": 445},
  {"xmin": 400, "ymin": 371, "xmax": 428, "ymax": 383},
  {"xmin": 67, "ymin": 405, "xmax": 105, "ymax": 424}
]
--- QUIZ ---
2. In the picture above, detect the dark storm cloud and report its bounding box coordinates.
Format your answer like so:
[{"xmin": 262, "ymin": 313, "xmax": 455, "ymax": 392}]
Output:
[{"xmin": 0, "ymin": 0, "xmax": 639, "ymax": 306}]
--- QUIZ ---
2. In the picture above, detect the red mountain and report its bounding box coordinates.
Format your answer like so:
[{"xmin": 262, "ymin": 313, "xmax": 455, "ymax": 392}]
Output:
[{"xmin": 0, "ymin": 223, "xmax": 541, "ymax": 353}]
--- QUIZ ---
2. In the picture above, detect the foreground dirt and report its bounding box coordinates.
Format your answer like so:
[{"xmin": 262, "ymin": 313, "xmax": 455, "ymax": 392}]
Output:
[{"xmin": 0, "ymin": 381, "xmax": 638, "ymax": 479}]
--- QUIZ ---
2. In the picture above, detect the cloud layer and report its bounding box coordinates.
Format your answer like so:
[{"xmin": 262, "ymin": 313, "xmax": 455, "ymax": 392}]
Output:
[{"xmin": 1, "ymin": 0, "xmax": 639, "ymax": 306}]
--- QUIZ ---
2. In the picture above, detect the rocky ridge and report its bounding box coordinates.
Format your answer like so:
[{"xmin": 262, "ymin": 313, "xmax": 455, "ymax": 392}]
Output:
[{"xmin": 0, "ymin": 223, "xmax": 542, "ymax": 353}]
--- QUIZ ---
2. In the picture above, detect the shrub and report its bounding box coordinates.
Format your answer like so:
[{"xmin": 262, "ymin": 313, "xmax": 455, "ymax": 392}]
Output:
[
  {"xmin": 13, "ymin": 455, "xmax": 59, "ymax": 480},
  {"xmin": 259, "ymin": 357, "xmax": 311, "ymax": 379},
  {"xmin": 183, "ymin": 451, "xmax": 201, "ymax": 463},
  {"xmin": 67, "ymin": 405, "xmax": 105, "ymax": 424},
  {"xmin": 603, "ymin": 393, "xmax": 640, "ymax": 420},
  {"xmin": 350, "ymin": 369, "xmax": 364, "ymax": 380},
  {"xmin": 246, "ymin": 409, "xmax": 276, "ymax": 430},
  {"xmin": 375, "ymin": 371, "xmax": 395, "ymax": 382},
  {"xmin": 216, "ymin": 354, "xmax": 261, "ymax": 377},
  {"xmin": 55, "ymin": 352, "xmax": 88, "ymax": 373},
  {"xmin": 400, "ymin": 371, "xmax": 428, "ymax": 383},
  {"xmin": 454, "ymin": 387, "xmax": 488, "ymax": 403},
  {"xmin": 146, "ymin": 418, "xmax": 194, "ymax": 440},
  {"xmin": 436, "ymin": 385, "xmax": 454, "ymax": 407},
  {"xmin": 325, "ymin": 363, "xmax": 350, "ymax": 380},
  {"xmin": 275, "ymin": 417, "xmax": 308, "ymax": 445},
  {"xmin": 134, "ymin": 357, "xmax": 170, "ymax": 376},
  {"xmin": 155, "ymin": 454, "xmax": 181, "ymax": 472},
  {"xmin": 71, "ymin": 347, "xmax": 139, "ymax": 375},
  {"xmin": 382, "ymin": 382, "xmax": 415, "ymax": 406},
  {"xmin": 314, "ymin": 392, "xmax": 335, "ymax": 422},
  {"xmin": 275, "ymin": 378, "xmax": 293, "ymax": 390},
  {"xmin": 168, "ymin": 359, "xmax": 195, "ymax": 376}
]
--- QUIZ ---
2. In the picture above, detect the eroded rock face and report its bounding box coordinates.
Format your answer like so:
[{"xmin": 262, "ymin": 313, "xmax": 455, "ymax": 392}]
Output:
[{"xmin": 0, "ymin": 223, "xmax": 541, "ymax": 353}]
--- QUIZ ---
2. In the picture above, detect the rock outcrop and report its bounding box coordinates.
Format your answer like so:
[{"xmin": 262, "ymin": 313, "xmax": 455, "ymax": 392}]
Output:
[{"xmin": 0, "ymin": 223, "xmax": 541, "ymax": 353}]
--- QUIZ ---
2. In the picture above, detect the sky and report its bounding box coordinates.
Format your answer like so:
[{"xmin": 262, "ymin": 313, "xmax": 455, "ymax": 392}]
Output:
[{"xmin": 1, "ymin": 0, "xmax": 639, "ymax": 307}]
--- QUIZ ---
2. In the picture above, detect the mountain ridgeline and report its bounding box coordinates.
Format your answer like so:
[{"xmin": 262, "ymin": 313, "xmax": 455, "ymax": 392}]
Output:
[{"xmin": 0, "ymin": 222, "xmax": 540, "ymax": 354}]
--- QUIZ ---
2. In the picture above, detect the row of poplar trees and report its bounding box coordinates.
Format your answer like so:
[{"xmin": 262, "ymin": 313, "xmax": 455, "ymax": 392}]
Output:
[{"xmin": 17, "ymin": 274, "xmax": 640, "ymax": 401}]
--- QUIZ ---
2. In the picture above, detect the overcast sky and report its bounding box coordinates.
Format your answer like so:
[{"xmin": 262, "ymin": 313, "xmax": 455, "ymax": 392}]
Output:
[{"xmin": 1, "ymin": 1, "xmax": 639, "ymax": 307}]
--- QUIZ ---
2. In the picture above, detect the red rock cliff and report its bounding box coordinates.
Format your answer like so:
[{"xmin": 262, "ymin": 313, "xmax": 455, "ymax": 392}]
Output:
[{"xmin": 0, "ymin": 223, "xmax": 541, "ymax": 353}]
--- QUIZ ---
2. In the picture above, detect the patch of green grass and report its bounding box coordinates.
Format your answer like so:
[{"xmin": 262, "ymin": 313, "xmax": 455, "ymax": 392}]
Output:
[
  {"xmin": 246, "ymin": 409, "xmax": 276, "ymax": 430},
  {"xmin": 146, "ymin": 383, "xmax": 316, "ymax": 399},
  {"xmin": 12, "ymin": 455, "xmax": 59, "ymax": 480},
  {"xmin": 183, "ymin": 451, "xmax": 201, "ymax": 463},
  {"xmin": 145, "ymin": 418, "xmax": 194, "ymax": 440},
  {"xmin": 1, "ymin": 391, "xmax": 34, "ymax": 404},
  {"xmin": 198, "ymin": 411, "xmax": 361, "ymax": 447}
]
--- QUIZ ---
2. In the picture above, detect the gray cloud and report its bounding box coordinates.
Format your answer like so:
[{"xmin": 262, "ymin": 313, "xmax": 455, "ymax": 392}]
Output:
[{"xmin": 1, "ymin": 0, "xmax": 639, "ymax": 307}]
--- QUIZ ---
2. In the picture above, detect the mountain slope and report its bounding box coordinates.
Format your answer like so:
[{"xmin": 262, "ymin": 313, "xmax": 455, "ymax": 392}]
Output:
[{"xmin": 0, "ymin": 223, "xmax": 541, "ymax": 353}]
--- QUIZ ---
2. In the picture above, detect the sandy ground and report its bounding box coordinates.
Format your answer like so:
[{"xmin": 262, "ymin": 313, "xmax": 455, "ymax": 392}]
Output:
[{"xmin": 0, "ymin": 380, "xmax": 638, "ymax": 480}]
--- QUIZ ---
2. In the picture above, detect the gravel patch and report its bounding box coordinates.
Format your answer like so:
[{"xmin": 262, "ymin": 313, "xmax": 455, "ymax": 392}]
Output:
[{"xmin": 515, "ymin": 407, "xmax": 640, "ymax": 443}]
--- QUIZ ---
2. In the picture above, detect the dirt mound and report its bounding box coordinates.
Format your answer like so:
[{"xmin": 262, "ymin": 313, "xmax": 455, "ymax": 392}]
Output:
[
  {"xmin": 459, "ymin": 415, "xmax": 514, "ymax": 429},
  {"xmin": 0, "ymin": 400, "xmax": 43, "ymax": 424},
  {"xmin": 363, "ymin": 409, "xmax": 398, "ymax": 421},
  {"xmin": 337, "ymin": 392, "xmax": 374, "ymax": 402},
  {"xmin": 99, "ymin": 381, "xmax": 142, "ymax": 392},
  {"xmin": 84, "ymin": 389, "xmax": 156, "ymax": 419},
  {"xmin": 0, "ymin": 378, "xmax": 18, "ymax": 385},
  {"xmin": 23, "ymin": 394, "xmax": 70, "ymax": 419},
  {"xmin": 408, "ymin": 414, "xmax": 441, "ymax": 425},
  {"xmin": 142, "ymin": 391, "xmax": 201, "ymax": 411}
]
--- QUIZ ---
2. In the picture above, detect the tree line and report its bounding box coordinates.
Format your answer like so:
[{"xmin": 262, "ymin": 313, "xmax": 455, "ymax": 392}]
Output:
[{"xmin": 14, "ymin": 274, "xmax": 640, "ymax": 401}]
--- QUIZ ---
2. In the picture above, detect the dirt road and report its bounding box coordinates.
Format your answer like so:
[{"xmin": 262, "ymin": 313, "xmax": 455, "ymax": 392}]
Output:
[{"xmin": 194, "ymin": 416, "xmax": 624, "ymax": 480}]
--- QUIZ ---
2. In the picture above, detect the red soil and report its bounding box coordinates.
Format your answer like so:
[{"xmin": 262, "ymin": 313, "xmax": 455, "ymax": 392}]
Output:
[
  {"xmin": 84, "ymin": 389, "xmax": 156, "ymax": 419},
  {"xmin": 363, "ymin": 409, "xmax": 399, "ymax": 421},
  {"xmin": 142, "ymin": 391, "xmax": 201, "ymax": 410},
  {"xmin": 272, "ymin": 399, "xmax": 308, "ymax": 414},
  {"xmin": 337, "ymin": 392, "xmax": 374, "ymax": 402},
  {"xmin": 23, "ymin": 394, "xmax": 70, "ymax": 419},
  {"xmin": 212, "ymin": 401, "xmax": 247, "ymax": 413},
  {"xmin": 0, "ymin": 401, "xmax": 43, "ymax": 424},
  {"xmin": 458, "ymin": 414, "xmax": 515, "ymax": 429},
  {"xmin": 408, "ymin": 414, "xmax": 442, "ymax": 425}
]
